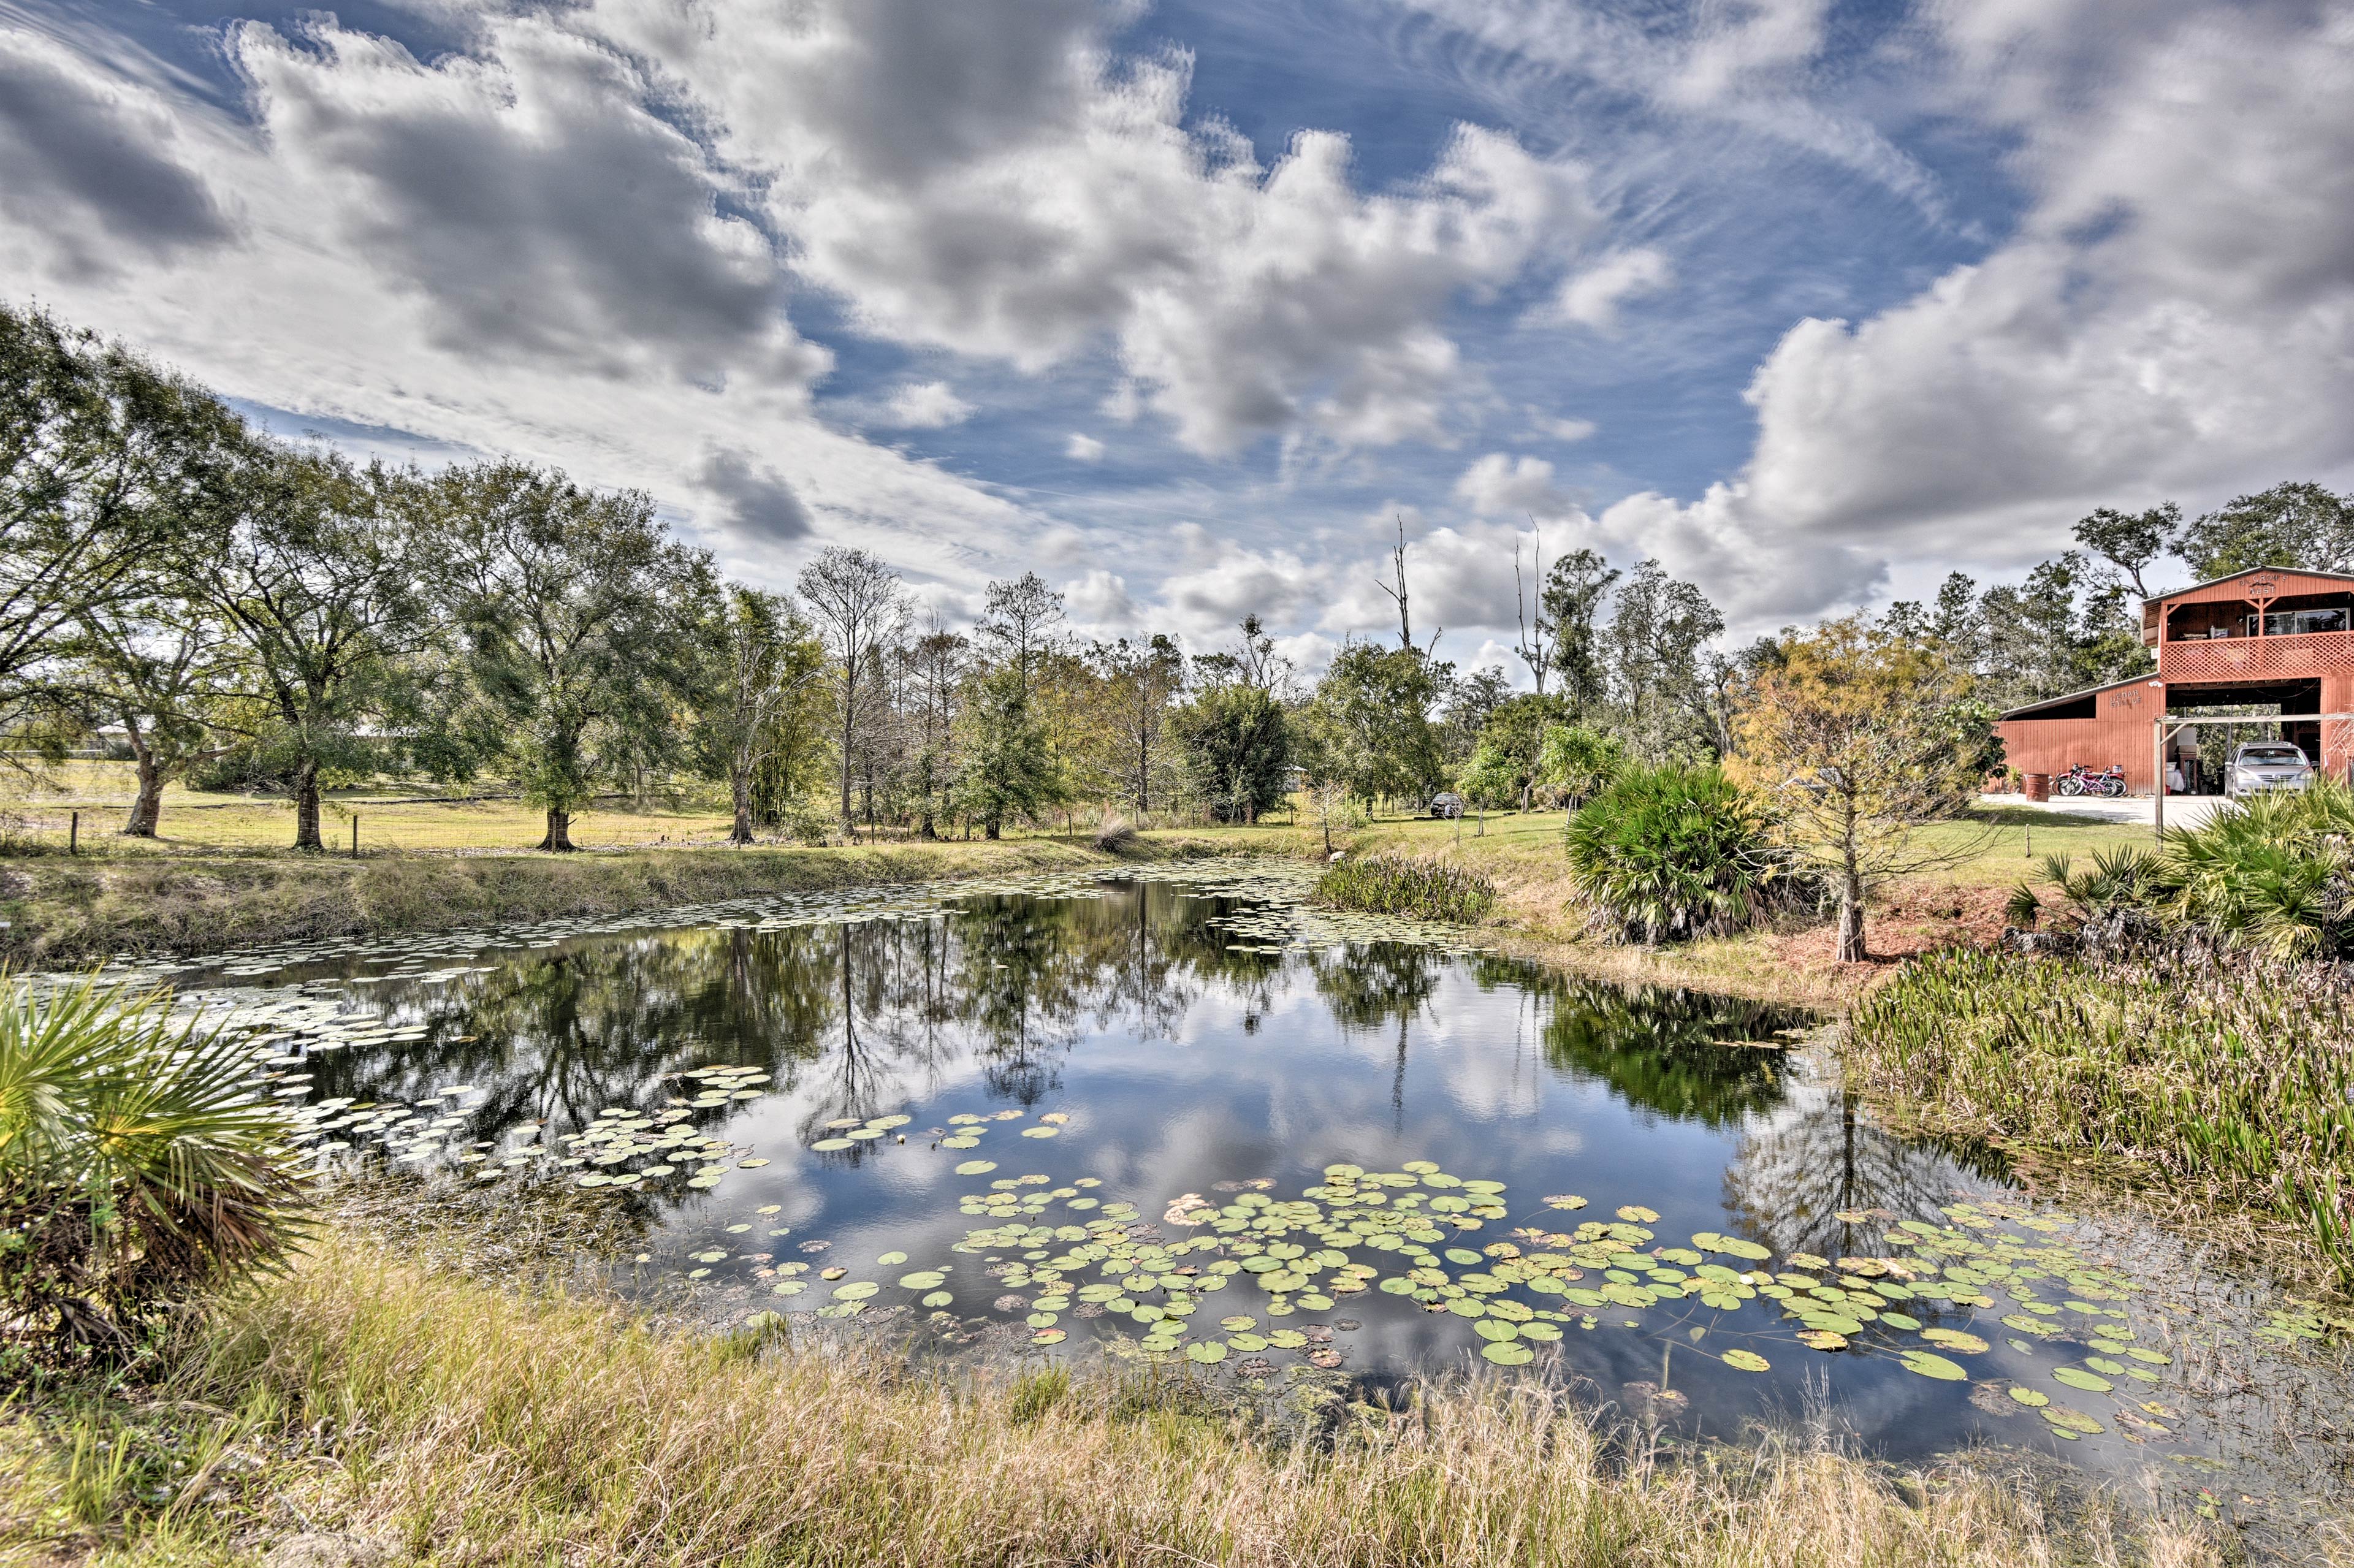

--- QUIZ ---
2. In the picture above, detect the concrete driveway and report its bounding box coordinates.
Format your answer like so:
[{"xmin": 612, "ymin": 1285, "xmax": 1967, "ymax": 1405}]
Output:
[{"xmin": 1979, "ymin": 793, "xmax": 2229, "ymax": 829}]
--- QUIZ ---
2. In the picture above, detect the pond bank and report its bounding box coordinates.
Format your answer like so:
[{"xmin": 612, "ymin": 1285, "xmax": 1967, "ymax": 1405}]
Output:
[
  {"xmin": 0, "ymin": 837, "xmax": 1225, "ymax": 968},
  {"xmin": 9, "ymin": 1228, "xmax": 2235, "ymax": 1568}
]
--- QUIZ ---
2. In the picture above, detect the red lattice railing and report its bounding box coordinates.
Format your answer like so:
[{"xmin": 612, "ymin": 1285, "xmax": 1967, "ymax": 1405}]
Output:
[{"xmin": 2158, "ymin": 630, "xmax": 2354, "ymax": 684}]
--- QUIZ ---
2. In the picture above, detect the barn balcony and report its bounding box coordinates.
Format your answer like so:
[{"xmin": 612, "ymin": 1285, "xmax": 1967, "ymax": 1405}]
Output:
[{"xmin": 2158, "ymin": 627, "xmax": 2354, "ymax": 684}]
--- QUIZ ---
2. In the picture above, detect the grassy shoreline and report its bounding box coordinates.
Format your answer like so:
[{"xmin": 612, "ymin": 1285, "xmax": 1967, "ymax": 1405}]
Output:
[
  {"xmin": 4, "ymin": 1230, "xmax": 2240, "ymax": 1568},
  {"xmin": 0, "ymin": 837, "xmax": 1228, "ymax": 969}
]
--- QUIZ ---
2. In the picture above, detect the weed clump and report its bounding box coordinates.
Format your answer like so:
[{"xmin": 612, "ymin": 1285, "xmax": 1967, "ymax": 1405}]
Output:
[{"xmin": 1316, "ymin": 853, "xmax": 1496, "ymax": 924}]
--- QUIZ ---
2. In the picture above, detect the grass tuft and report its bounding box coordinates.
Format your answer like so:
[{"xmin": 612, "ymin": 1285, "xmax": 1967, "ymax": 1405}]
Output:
[{"xmin": 1317, "ymin": 853, "xmax": 1498, "ymax": 924}]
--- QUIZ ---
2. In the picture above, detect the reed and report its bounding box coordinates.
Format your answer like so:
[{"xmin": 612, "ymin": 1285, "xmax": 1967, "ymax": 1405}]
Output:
[{"xmin": 1850, "ymin": 947, "xmax": 2354, "ymax": 1288}]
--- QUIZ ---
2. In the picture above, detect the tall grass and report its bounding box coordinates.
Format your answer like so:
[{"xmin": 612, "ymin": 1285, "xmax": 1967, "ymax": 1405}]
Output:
[
  {"xmin": 1563, "ymin": 766, "xmax": 1793, "ymax": 944},
  {"xmin": 1850, "ymin": 948, "xmax": 2354, "ymax": 1288},
  {"xmin": 1, "ymin": 1235, "xmax": 2237, "ymax": 1567},
  {"xmin": 1317, "ymin": 853, "xmax": 1498, "ymax": 924}
]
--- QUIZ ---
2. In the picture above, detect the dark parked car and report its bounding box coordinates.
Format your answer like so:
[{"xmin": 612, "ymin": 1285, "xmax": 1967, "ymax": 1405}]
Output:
[{"xmin": 1428, "ymin": 792, "xmax": 1465, "ymax": 819}]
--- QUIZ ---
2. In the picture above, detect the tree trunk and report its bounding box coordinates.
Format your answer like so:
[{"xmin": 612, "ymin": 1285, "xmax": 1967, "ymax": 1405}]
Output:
[
  {"xmin": 984, "ymin": 815, "xmax": 1000, "ymax": 840},
  {"xmin": 540, "ymin": 807, "xmax": 576, "ymax": 852},
  {"xmin": 123, "ymin": 727, "xmax": 162, "ymax": 837},
  {"xmin": 292, "ymin": 759, "xmax": 323, "ymax": 851},
  {"xmin": 1837, "ymin": 839, "xmax": 1867, "ymax": 962},
  {"xmin": 730, "ymin": 766, "xmax": 754, "ymax": 845}
]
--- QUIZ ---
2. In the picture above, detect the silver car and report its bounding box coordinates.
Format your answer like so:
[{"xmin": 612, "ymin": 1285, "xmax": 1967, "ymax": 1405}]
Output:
[
  {"xmin": 1428, "ymin": 792, "xmax": 1465, "ymax": 819},
  {"xmin": 2226, "ymin": 742, "xmax": 2313, "ymax": 798}
]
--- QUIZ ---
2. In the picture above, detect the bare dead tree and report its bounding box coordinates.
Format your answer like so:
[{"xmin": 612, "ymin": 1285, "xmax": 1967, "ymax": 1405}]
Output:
[{"xmin": 1514, "ymin": 518, "xmax": 1555, "ymax": 696}]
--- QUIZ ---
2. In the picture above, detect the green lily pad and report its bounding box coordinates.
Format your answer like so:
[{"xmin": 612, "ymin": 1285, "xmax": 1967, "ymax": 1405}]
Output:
[
  {"xmin": 1721, "ymin": 1349, "xmax": 1770, "ymax": 1372},
  {"xmin": 921, "ymin": 1291, "xmax": 953, "ymax": 1307},
  {"xmin": 1474, "ymin": 1319, "xmax": 1519, "ymax": 1342},
  {"xmin": 1545, "ymin": 1195, "xmax": 1588, "ymax": 1211},
  {"xmin": 1480, "ymin": 1341, "xmax": 1534, "ymax": 1365},
  {"xmin": 832, "ymin": 1280, "xmax": 878, "ymax": 1300},
  {"xmin": 899, "ymin": 1271, "xmax": 946, "ymax": 1289},
  {"xmin": 1185, "ymin": 1340, "xmax": 1228, "ymax": 1363},
  {"xmin": 1797, "ymin": 1330, "xmax": 1848, "ymax": 1351},
  {"xmin": 2008, "ymin": 1387, "xmax": 2049, "ymax": 1407},
  {"xmin": 1920, "ymin": 1329, "xmax": 1988, "ymax": 1353},
  {"xmin": 1519, "ymin": 1320, "xmax": 1562, "ymax": 1341},
  {"xmin": 1032, "ymin": 1328, "xmax": 1066, "ymax": 1344},
  {"xmin": 877, "ymin": 1251, "xmax": 908, "ymax": 1266},
  {"xmin": 1899, "ymin": 1351, "xmax": 1968, "ymax": 1381},
  {"xmin": 955, "ymin": 1160, "xmax": 997, "ymax": 1175},
  {"xmin": 811, "ymin": 1138, "xmax": 855, "ymax": 1152},
  {"xmin": 1879, "ymin": 1312, "xmax": 1923, "ymax": 1331},
  {"xmin": 2053, "ymin": 1367, "xmax": 2114, "ymax": 1393},
  {"xmin": 1021, "ymin": 1127, "xmax": 1059, "ymax": 1138},
  {"xmin": 2125, "ymin": 1347, "xmax": 2170, "ymax": 1365},
  {"xmin": 2041, "ymin": 1406, "xmax": 2103, "ymax": 1435},
  {"xmin": 2085, "ymin": 1357, "xmax": 2126, "ymax": 1376}
]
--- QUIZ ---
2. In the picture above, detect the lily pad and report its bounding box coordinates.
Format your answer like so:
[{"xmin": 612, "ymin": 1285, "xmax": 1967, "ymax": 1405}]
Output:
[
  {"xmin": 877, "ymin": 1250, "xmax": 908, "ymax": 1266},
  {"xmin": 2041, "ymin": 1406, "xmax": 2103, "ymax": 1435},
  {"xmin": 1545, "ymin": 1195, "xmax": 1588, "ymax": 1211},
  {"xmin": 2053, "ymin": 1366, "xmax": 2114, "ymax": 1393},
  {"xmin": 955, "ymin": 1160, "xmax": 997, "ymax": 1175},
  {"xmin": 1480, "ymin": 1341, "xmax": 1534, "ymax": 1365},
  {"xmin": 1797, "ymin": 1330, "xmax": 1848, "ymax": 1351},
  {"xmin": 1186, "ymin": 1340, "xmax": 1228, "ymax": 1363},
  {"xmin": 1474, "ymin": 1319, "xmax": 1519, "ymax": 1342},
  {"xmin": 1899, "ymin": 1351, "xmax": 1968, "ymax": 1381},
  {"xmin": 1920, "ymin": 1329, "xmax": 1989, "ymax": 1354},
  {"xmin": 833, "ymin": 1281, "xmax": 878, "ymax": 1300},
  {"xmin": 921, "ymin": 1291, "xmax": 954, "ymax": 1307},
  {"xmin": 898, "ymin": 1271, "xmax": 947, "ymax": 1290},
  {"xmin": 811, "ymin": 1138, "xmax": 855, "ymax": 1152},
  {"xmin": 1721, "ymin": 1349, "xmax": 1770, "ymax": 1372},
  {"xmin": 1616, "ymin": 1205, "xmax": 1660, "ymax": 1224},
  {"xmin": 2008, "ymin": 1387, "xmax": 2050, "ymax": 1408}
]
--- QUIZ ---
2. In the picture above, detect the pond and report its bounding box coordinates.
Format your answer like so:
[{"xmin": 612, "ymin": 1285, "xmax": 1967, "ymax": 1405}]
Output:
[{"xmin": 138, "ymin": 862, "xmax": 2337, "ymax": 1506}]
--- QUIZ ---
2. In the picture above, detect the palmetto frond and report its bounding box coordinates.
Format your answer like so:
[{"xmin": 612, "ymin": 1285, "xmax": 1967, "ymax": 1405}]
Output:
[{"xmin": 0, "ymin": 973, "xmax": 308, "ymax": 1362}]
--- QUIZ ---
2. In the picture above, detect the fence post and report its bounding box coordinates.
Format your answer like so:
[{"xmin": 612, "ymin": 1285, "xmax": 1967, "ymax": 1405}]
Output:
[
  {"xmin": 352, "ymin": 814, "xmax": 360, "ymax": 860},
  {"xmin": 69, "ymin": 810, "xmax": 77, "ymax": 855}
]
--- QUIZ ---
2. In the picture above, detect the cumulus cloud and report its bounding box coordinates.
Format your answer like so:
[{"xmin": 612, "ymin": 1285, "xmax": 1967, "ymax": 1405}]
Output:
[
  {"xmin": 1733, "ymin": 2, "xmax": 2354, "ymax": 567},
  {"xmin": 882, "ymin": 379, "xmax": 975, "ymax": 427},
  {"xmin": 1544, "ymin": 248, "xmax": 1672, "ymax": 330},
  {"xmin": 1453, "ymin": 453, "xmax": 1575, "ymax": 517},
  {"xmin": 0, "ymin": 29, "xmax": 234, "ymax": 275},
  {"xmin": 1064, "ymin": 567, "xmax": 1137, "ymax": 625},
  {"xmin": 1065, "ymin": 432, "xmax": 1107, "ymax": 462},
  {"xmin": 234, "ymin": 17, "xmax": 821, "ymax": 389},
  {"xmin": 698, "ymin": 449, "xmax": 813, "ymax": 544}
]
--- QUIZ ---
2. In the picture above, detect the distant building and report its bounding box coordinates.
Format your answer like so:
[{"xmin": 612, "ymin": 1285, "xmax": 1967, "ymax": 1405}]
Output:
[{"xmin": 1994, "ymin": 567, "xmax": 2354, "ymax": 794}]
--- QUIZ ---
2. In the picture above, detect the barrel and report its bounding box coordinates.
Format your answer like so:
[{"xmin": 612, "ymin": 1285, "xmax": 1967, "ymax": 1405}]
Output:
[{"xmin": 2022, "ymin": 772, "xmax": 2051, "ymax": 802}]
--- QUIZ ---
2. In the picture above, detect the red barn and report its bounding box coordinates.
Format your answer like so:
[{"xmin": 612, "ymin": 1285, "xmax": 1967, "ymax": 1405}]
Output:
[{"xmin": 1994, "ymin": 566, "xmax": 2354, "ymax": 794}]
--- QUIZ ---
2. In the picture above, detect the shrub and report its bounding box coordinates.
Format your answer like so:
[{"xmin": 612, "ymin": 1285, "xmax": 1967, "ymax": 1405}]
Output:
[
  {"xmin": 1092, "ymin": 815, "xmax": 1140, "ymax": 855},
  {"xmin": 1317, "ymin": 853, "xmax": 1496, "ymax": 924},
  {"xmin": 1563, "ymin": 764, "xmax": 1791, "ymax": 943},
  {"xmin": 2008, "ymin": 777, "xmax": 2354, "ymax": 958},
  {"xmin": 0, "ymin": 976, "xmax": 308, "ymax": 1366}
]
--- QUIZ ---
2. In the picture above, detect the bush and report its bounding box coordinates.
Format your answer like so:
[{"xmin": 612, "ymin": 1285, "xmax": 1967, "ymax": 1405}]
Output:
[
  {"xmin": 0, "ymin": 976, "xmax": 308, "ymax": 1366},
  {"xmin": 2008, "ymin": 776, "xmax": 2354, "ymax": 958},
  {"xmin": 1563, "ymin": 764, "xmax": 1791, "ymax": 943},
  {"xmin": 1317, "ymin": 853, "xmax": 1496, "ymax": 924}
]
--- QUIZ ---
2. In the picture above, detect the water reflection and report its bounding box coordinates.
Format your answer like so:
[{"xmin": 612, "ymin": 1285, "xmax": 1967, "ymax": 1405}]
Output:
[{"xmin": 234, "ymin": 877, "xmax": 2138, "ymax": 1469}]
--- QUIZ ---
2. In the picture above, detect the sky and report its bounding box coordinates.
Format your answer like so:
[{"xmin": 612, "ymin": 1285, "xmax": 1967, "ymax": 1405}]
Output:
[{"xmin": 4, "ymin": 0, "xmax": 2352, "ymax": 676}]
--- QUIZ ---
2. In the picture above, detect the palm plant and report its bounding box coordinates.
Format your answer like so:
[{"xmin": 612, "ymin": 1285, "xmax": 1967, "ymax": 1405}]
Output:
[
  {"xmin": 0, "ymin": 975, "xmax": 307, "ymax": 1363},
  {"xmin": 1563, "ymin": 764, "xmax": 1793, "ymax": 943}
]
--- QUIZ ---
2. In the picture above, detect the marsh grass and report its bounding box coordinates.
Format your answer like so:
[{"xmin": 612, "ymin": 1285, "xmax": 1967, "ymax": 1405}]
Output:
[
  {"xmin": 1317, "ymin": 853, "xmax": 1498, "ymax": 924},
  {"xmin": 0, "ymin": 1235, "xmax": 2251, "ymax": 1567},
  {"xmin": 1850, "ymin": 948, "xmax": 2354, "ymax": 1290}
]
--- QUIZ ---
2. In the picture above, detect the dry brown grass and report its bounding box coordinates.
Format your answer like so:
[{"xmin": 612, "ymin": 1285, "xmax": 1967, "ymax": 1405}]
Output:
[{"xmin": 2, "ymin": 1235, "xmax": 2253, "ymax": 1567}]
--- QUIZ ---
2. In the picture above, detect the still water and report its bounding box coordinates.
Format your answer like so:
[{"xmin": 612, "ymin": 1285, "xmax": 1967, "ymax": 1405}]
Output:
[{"xmin": 161, "ymin": 864, "xmax": 2269, "ymax": 1483}]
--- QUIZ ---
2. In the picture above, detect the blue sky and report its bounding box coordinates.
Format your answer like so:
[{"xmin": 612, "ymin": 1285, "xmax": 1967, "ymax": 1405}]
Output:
[{"xmin": 4, "ymin": 0, "xmax": 2350, "ymax": 671}]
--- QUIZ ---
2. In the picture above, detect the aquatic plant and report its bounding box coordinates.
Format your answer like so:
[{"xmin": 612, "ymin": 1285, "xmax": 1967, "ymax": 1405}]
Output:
[
  {"xmin": 0, "ymin": 976, "xmax": 308, "ymax": 1364},
  {"xmin": 1851, "ymin": 947, "xmax": 2354, "ymax": 1288},
  {"xmin": 1563, "ymin": 765, "xmax": 1792, "ymax": 943},
  {"xmin": 1316, "ymin": 853, "xmax": 1497, "ymax": 924}
]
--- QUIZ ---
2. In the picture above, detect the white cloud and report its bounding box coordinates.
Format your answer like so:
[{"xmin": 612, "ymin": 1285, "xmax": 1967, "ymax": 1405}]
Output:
[
  {"xmin": 881, "ymin": 379, "xmax": 975, "ymax": 427},
  {"xmin": 1731, "ymin": 2, "xmax": 2354, "ymax": 569},
  {"xmin": 1452, "ymin": 452, "xmax": 1575, "ymax": 517},
  {"xmin": 1064, "ymin": 568, "xmax": 1137, "ymax": 625},
  {"xmin": 1544, "ymin": 247, "xmax": 1672, "ymax": 331},
  {"xmin": 1526, "ymin": 409, "xmax": 1597, "ymax": 442},
  {"xmin": 1065, "ymin": 432, "xmax": 1107, "ymax": 462}
]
